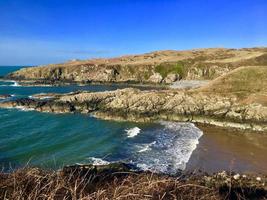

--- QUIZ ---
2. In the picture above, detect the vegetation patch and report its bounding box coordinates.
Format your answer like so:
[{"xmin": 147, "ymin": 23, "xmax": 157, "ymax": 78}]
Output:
[
  {"xmin": 155, "ymin": 62, "xmax": 187, "ymax": 78},
  {"xmin": 254, "ymin": 54, "xmax": 267, "ymax": 65},
  {"xmin": 0, "ymin": 165, "xmax": 266, "ymax": 200}
]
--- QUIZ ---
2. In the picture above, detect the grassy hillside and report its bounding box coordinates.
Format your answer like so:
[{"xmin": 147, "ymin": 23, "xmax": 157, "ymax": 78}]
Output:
[{"xmin": 198, "ymin": 66, "xmax": 267, "ymax": 104}]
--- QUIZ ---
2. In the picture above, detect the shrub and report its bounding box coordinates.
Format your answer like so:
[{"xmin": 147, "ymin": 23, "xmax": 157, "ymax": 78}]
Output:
[{"xmin": 155, "ymin": 62, "xmax": 186, "ymax": 78}]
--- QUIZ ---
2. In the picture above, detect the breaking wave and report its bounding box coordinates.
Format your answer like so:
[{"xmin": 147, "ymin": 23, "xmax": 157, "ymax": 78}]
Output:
[
  {"xmin": 0, "ymin": 80, "xmax": 20, "ymax": 87},
  {"xmin": 125, "ymin": 127, "xmax": 141, "ymax": 138},
  {"xmin": 12, "ymin": 81, "xmax": 20, "ymax": 87},
  {"xmin": 137, "ymin": 141, "xmax": 156, "ymax": 153},
  {"xmin": 16, "ymin": 106, "xmax": 35, "ymax": 111},
  {"xmin": 5, "ymin": 106, "xmax": 34, "ymax": 112},
  {"xmin": 132, "ymin": 121, "xmax": 203, "ymax": 174},
  {"xmin": 29, "ymin": 94, "xmax": 54, "ymax": 100},
  {"xmin": 87, "ymin": 157, "xmax": 110, "ymax": 165}
]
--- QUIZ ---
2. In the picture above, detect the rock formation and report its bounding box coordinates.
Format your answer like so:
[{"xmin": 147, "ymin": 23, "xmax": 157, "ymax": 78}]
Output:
[
  {"xmin": 0, "ymin": 94, "xmax": 12, "ymax": 100},
  {"xmin": 1, "ymin": 86, "xmax": 266, "ymax": 131}
]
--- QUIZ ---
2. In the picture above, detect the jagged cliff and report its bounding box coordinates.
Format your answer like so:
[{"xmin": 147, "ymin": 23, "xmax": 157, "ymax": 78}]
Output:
[
  {"xmin": 2, "ymin": 66, "xmax": 267, "ymax": 131},
  {"xmin": 6, "ymin": 48, "xmax": 267, "ymax": 84}
]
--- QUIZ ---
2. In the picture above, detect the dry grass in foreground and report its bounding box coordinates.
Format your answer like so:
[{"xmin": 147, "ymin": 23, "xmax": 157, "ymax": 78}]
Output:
[{"xmin": 0, "ymin": 163, "xmax": 266, "ymax": 200}]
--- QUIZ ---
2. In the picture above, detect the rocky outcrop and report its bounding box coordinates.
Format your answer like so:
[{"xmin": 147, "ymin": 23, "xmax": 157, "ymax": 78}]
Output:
[
  {"xmin": 6, "ymin": 48, "xmax": 267, "ymax": 85},
  {"xmin": 1, "ymin": 88, "xmax": 267, "ymax": 131},
  {"xmin": 148, "ymin": 73, "xmax": 163, "ymax": 83},
  {"xmin": 163, "ymin": 73, "xmax": 179, "ymax": 83},
  {"xmin": 0, "ymin": 94, "xmax": 12, "ymax": 100}
]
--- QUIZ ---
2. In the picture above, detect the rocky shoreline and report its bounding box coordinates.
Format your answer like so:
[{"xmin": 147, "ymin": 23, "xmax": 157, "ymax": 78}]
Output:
[
  {"xmin": 1, "ymin": 87, "xmax": 267, "ymax": 131},
  {"xmin": 0, "ymin": 94, "xmax": 12, "ymax": 100}
]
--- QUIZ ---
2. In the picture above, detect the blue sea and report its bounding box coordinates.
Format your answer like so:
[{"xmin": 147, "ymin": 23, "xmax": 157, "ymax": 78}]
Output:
[{"xmin": 0, "ymin": 66, "xmax": 203, "ymax": 174}]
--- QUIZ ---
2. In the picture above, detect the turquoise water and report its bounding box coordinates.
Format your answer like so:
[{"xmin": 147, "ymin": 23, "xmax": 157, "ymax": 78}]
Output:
[
  {"xmin": 0, "ymin": 68, "xmax": 155, "ymax": 98},
  {"xmin": 0, "ymin": 66, "xmax": 203, "ymax": 174},
  {"xmin": 0, "ymin": 66, "xmax": 24, "ymax": 77}
]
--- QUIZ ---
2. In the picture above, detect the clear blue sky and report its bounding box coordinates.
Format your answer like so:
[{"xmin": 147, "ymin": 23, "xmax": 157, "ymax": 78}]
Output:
[{"xmin": 0, "ymin": 0, "xmax": 266, "ymax": 65}]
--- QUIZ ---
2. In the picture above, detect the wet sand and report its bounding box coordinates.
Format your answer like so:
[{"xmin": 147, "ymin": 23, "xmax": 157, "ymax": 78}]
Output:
[{"xmin": 187, "ymin": 125, "xmax": 267, "ymax": 173}]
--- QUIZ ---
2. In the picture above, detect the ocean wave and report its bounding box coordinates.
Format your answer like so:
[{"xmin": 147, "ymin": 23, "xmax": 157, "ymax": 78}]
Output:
[
  {"xmin": 29, "ymin": 94, "xmax": 54, "ymax": 100},
  {"xmin": 137, "ymin": 141, "xmax": 156, "ymax": 153},
  {"xmin": 12, "ymin": 81, "xmax": 20, "ymax": 87},
  {"xmin": 125, "ymin": 127, "xmax": 141, "ymax": 138},
  {"xmin": 87, "ymin": 157, "xmax": 110, "ymax": 165},
  {"xmin": 134, "ymin": 121, "xmax": 203, "ymax": 174},
  {"xmin": 13, "ymin": 106, "xmax": 35, "ymax": 111},
  {"xmin": 0, "ymin": 80, "xmax": 20, "ymax": 87}
]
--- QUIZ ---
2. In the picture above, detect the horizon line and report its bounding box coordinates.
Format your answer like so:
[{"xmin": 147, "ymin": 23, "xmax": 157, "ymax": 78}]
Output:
[{"xmin": 0, "ymin": 46, "xmax": 266, "ymax": 66}]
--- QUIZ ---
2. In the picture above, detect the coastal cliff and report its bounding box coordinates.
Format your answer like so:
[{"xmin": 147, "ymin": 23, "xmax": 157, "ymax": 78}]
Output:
[
  {"xmin": 6, "ymin": 48, "xmax": 267, "ymax": 84},
  {"xmin": 2, "ymin": 66, "xmax": 267, "ymax": 131}
]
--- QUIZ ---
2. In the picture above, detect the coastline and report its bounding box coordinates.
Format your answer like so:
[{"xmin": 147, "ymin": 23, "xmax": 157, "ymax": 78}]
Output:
[
  {"xmin": 1, "ymin": 86, "xmax": 267, "ymax": 132},
  {"xmin": 1, "ymin": 66, "xmax": 267, "ymax": 198},
  {"xmin": 0, "ymin": 77, "xmax": 170, "ymax": 89},
  {"xmin": 0, "ymin": 0, "xmax": 266, "ymax": 197},
  {"xmin": 3, "ymin": 64, "xmax": 267, "ymax": 132}
]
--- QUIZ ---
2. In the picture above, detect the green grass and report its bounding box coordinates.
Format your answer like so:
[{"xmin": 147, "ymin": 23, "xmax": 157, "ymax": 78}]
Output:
[
  {"xmin": 143, "ymin": 71, "xmax": 150, "ymax": 80},
  {"xmin": 155, "ymin": 62, "xmax": 186, "ymax": 78}
]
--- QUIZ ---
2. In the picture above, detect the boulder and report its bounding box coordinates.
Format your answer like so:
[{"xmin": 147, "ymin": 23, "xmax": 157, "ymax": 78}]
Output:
[
  {"xmin": 0, "ymin": 94, "xmax": 12, "ymax": 100},
  {"xmin": 148, "ymin": 73, "xmax": 163, "ymax": 83},
  {"xmin": 164, "ymin": 73, "xmax": 179, "ymax": 84}
]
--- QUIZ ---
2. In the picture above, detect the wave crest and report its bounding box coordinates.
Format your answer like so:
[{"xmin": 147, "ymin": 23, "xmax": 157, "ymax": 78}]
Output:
[
  {"xmin": 87, "ymin": 157, "xmax": 110, "ymax": 165},
  {"xmin": 134, "ymin": 121, "xmax": 203, "ymax": 174},
  {"xmin": 125, "ymin": 127, "xmax": 141, "ymax": 138}
]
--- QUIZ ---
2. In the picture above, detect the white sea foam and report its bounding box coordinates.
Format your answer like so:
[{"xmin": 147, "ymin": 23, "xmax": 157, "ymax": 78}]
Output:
[
  {"xmin": 16, "ymin": 106, "xmax": 35, "ymax": 111},
  {"xmin": 125, "ymin": 127, "xmax": 141, "ymax": 138},
  {"xmin": 135, "ymin": 121, "xmax": 203, "ymax": 174},
  {"xmin": 88, "ymin": 157, "xmax": 110, "ymax": 165},
  {"xmin": 137, "ymin": 141, "xmax": 156, "ymax": 153},
  {"xmin": 12, "ymin": 81, "xmax": 20, "ymax": 87},
  {"xmin": 29, "ymin": 94, "xmax": 54, "ymax": 100},
  {"xmin": 0, "ymin": 80, "xmax": 20, "ymax": 87},
  {"xmin": 3, "ymin": 106, "xmax": 34, "ymax": 111}
]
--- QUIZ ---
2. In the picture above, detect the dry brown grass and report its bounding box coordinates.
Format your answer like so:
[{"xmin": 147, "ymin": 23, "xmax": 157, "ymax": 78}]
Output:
[
  {"xmin": 51, "ymin": 48, "xmax": 267, "ymax": 67},
  {"xmin": 0, "ymin": 164, "xmax": 266, "ymax": 200},
  {"xmin": 197, "ymin": 66, "xmax": 267, "ymax": 103}
]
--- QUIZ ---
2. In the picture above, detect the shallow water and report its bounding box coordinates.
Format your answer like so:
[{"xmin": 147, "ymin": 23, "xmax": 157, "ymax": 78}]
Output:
[{"xmin": 0, "ymin": 108, "xmax": 203, "ymax": 174}]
